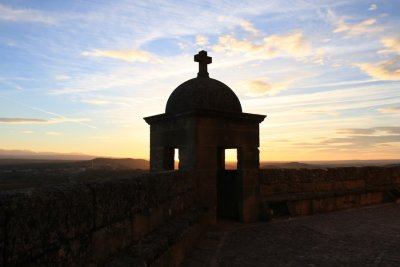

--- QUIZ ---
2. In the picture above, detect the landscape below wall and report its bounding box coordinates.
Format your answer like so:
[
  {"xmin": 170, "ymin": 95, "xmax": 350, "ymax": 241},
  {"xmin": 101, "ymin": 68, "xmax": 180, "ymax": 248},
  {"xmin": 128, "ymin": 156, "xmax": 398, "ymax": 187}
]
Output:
[
  {"xmin": 0, "ymin": 171, "xmax": 201, "ymax": 267},
  {"xmin": 259, "ymin": 166, "xmax": 400, "ymax": 218}
]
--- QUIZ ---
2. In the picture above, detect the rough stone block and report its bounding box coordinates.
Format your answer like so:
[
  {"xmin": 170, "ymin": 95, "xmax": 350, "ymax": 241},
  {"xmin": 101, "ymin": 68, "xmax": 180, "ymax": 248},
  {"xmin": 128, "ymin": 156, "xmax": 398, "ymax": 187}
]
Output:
[
  {"xmin": 335, "ymin": 195, "xmax": 357, "ymax": 210},
  {"xmin": 149, "ymin": 206, "xmax": 164, "ymax": 231},
  {"xmin": 90, "ymin": 177, "xmax": 142, "ymax": 228},
  {"xmin": 360, "ymin": 192, "xmax": 382, "ymax": 206},
  {"xmin": 31, "ymin": 234, "xmax": 93, "ymax": 267},
  {"xmin": 132, "ymin": 213, "xmax": 150, "ymax": 241},
  {"xmin": 343, "ymin": 179, "xmax": 365, "ymax": 190},
  {"xmin": 292, "ymin": 200, "xmax": 311, "ymax": 216},
  {"xmin": 370, "ymin": 192, "xmax": 383, "ymax": 204},
  {"xmin": 324, "ymin": 197, "xmax": 337, "ymax": 212},
  {"xmin": 3, "ymin": 184, "xmax": 94, "ymax": 265},
  {"xmin": 260, "ymin": 185, "xmax": 273, "ymax": 196},
  {"xmin": 311, "ymin": 198, "xmax": 325, "ymax": 213},
  {"xmin": 241, "ymin": 195, "xmax": 259, "ymax": 222},
  {"xmin": 316, "ymin": 181, "xmax": 334, "ymax": 191},
  {"xmin": 92, "ymin": 219, "xmax": 132, "ymax": 264},
  {"xmin": 396, "ymin": 175, "xmax": 400, "ymax": 185},
  {"xmin": 298, "ymin": 182, "xmax": 315, "ymax": 193}
]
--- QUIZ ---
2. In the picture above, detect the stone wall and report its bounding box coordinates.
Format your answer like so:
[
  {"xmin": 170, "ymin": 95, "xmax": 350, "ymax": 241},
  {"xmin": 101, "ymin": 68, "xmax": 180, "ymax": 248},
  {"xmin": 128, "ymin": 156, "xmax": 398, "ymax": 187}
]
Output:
[
  {"xmin": 0, "ymin": 171, "xmax": 201, "ymax": 267},
  {"xmin": 1, "ymin": 166, "xmax": 400, "ymax": 266},
  {"xmin": 259, "ymin": 167, "xmax": 400, "ymax": 218}
]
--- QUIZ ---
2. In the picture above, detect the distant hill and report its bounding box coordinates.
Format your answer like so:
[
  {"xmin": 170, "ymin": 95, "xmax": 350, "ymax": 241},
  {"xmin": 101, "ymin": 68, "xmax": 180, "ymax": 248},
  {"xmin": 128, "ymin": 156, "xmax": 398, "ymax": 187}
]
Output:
[
  {"xmin": 261, "ymin": 162, "xmax": 318, "ymax": 169},
  {"xmin": 304, "ymin": 159, "xmax": 400, "ymax": 168},
  {"xmin": 0, "ymin": 157, "xmax": 149, "ymax": 170},
  {"xmin": 0, "ymin": 149, "xmax": 94, "ymax": 161},
  {"xmin": 260, "ymin": 160, "xmax": 400, "ymax": 169}
]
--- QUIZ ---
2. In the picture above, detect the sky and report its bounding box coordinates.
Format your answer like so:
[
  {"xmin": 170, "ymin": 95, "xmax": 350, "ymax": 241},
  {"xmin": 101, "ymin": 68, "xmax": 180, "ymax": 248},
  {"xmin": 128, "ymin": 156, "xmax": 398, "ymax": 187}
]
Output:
[{"xmin": 0, "ymin": 0, "xmax": 399, "ymax": 161}]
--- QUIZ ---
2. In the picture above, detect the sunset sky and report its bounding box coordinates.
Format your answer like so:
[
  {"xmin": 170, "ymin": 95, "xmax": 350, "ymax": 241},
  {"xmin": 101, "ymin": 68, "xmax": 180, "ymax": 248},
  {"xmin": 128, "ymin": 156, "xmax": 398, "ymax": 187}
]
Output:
[{"xmin": 0, "ymin": 0, "xmax": 399, "ymax": 161}]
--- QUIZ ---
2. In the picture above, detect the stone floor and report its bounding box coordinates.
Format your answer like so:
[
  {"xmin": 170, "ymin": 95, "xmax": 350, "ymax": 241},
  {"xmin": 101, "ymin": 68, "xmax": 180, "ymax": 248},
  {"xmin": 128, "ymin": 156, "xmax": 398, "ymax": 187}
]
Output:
[{"xmin": 182, "ymin": 203, "xmax": 400, "ymax": 267}]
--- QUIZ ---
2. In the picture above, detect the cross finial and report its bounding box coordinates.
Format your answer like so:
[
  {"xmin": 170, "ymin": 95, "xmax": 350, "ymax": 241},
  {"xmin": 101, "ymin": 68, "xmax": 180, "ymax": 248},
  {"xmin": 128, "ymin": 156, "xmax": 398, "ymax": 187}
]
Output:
[{"xmin": 194, "ymin": 50, "xmax": 212, "ymax": 78}]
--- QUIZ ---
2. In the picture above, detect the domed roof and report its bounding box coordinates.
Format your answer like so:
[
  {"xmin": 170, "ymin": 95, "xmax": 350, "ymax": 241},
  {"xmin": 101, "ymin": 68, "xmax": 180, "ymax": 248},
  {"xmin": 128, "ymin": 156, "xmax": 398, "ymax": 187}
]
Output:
[
  {"xmin": 166, "ymin": 77, "xmax": 242, "ymax": 114},
  {"xmin": 165, "ymin": 51, "xmax": 242, "ymax": 114}
]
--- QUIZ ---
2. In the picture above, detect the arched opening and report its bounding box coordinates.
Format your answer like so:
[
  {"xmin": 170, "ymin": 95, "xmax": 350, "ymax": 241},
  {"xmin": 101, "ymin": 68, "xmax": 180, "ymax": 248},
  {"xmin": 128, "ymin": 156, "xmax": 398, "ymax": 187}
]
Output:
[
  {"xmin": 164, "ymin": 147, "xmax": 180, "ymax": 170},
  {"xmin": 174, "ymin": 148, "xmax": 179, "ymax": 170},
  {"xmin": 217, "ymin": 147, "xmax": 240, "ymax": 220},
  {"xmin": 224, "ymin": 148, "xmax": 238, "ymax": 170}
]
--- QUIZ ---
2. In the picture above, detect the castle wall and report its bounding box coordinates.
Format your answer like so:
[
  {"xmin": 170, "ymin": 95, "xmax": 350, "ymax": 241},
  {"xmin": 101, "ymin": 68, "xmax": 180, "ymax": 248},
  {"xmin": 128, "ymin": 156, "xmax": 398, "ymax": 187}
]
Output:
[
  {"xmin": 0, "ymin": 171, "xmax": 203, "ymax": 267},
  {"xmin": 259, "ymin": 167, "xmax": 400, "ymax": 218},
  {"xmin": 1, "ymin": 167, "xmax": 399, "ymax": 266}
]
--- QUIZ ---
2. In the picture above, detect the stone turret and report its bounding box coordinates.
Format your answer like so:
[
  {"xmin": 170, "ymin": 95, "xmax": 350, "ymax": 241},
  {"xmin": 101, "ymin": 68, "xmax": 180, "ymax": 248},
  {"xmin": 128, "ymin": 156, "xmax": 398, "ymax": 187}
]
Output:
[{"xmin": 144, "ymin": 51, "xmax": 266, "ymax": 222}]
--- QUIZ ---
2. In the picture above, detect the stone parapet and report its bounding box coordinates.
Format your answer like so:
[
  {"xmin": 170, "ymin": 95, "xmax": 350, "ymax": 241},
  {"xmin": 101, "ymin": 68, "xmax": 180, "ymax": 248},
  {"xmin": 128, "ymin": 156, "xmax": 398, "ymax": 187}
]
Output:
[
  {"xmin": 0, "ymin": 171, "xmax": 200, "ymax": 267},
  {"xmin": 259, "ymin": 167, "xmax": 400, "ymax": 218}
]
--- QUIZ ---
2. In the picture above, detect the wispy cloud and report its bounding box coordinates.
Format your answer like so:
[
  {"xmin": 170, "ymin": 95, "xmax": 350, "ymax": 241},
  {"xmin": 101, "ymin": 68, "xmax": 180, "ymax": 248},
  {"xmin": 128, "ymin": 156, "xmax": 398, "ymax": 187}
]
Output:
[
  {"xmin": 337, "ymin": 127, "xmax": 400, "ymax": 135},
  {"xmin": 0, "ymin": 4, "xmax": 57, "ymax": 24},
  {"xmin": 263, "ymin": 31, "xmax": 313, "ymax": 58},
  {"xmin": 239, "ymin": 20, "xmax": 258, "ymax": 36},
  {"xmin": 244, "ymin": 79, "xmax": 295, "ymax": 96},
  {"xmin": 196, "ymin": 35, "xmax": 209, "ymax": 46},
  {"xmin": 379, "ymin": 37, "xmax": 400, "ymax": 54},
  {"xmin": 333, "ymin": 18, "xmax": 382, "ymax": 37},
  {"xmin": 298, "ymin": 109, "xmax": 338, "ymax": 116},
  {"xmin": 46, "ymin": 131, "xmax": 62, "ymax": 136},
  {"xmin": 0, "ymin": 117, "xmax": 89, "ymax": 124},
  {"xmin": 213, "ymin": 31, "xmax": 316, "ymax": 60},
  {"xmin": 321, "ymin": 135, "xmax": 400, "ymax": 147},
  {"xmin": 355, "ymin": 58, "xmax": 400, "ymax": 81},
  {"xmin": 2, "ymin": 98, "xmax": 98, "ymax": 129},
  {"xmin": 21, "ymin": 130, "xmax": 34, "ymax": 134},
  {"xmin": 54, "ymin": 75, "xmax": 71, "ymax": 81},
  {"xmin": 368, "ymin": 4, "xmax": 377, "ymax": 11},
  {"xmin": 289, "ymin": 126, "xmax": 400, "ymax": 152},
  {"xmin": 81, "ymin": 49, "xmax": 157, "ymax": 63},
  {"xmin": 377, "ymin": 107, "xmax": 400, "ymax": 113},
  {"xmin": 81, "ymin": 99, "xmax": 110, "ymax": 105}
]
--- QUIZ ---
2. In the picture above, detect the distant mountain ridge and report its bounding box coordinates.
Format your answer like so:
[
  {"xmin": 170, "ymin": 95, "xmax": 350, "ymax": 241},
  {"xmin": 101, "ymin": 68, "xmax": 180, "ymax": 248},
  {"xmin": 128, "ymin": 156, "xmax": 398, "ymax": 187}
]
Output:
[
  {"xmin": 0, "ymin": 149, "xmax": 94, "ymax": 160},
  {"xmin": 260, "ymin": 160, "xmax": 400, "ymax": 169},
  {"xmin": 0, "ymin": 149, "xmax": 149, "ymax": 169},
  {"xmin": 261, "ymin": 161, "xmax": 317, "ymax": 169}
]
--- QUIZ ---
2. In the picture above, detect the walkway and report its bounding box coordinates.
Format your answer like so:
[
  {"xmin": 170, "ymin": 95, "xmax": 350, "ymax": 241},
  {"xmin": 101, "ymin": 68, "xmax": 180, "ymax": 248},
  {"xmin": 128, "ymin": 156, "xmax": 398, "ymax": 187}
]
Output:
[{"xmin": 182, "ymin": 203, "xmax": 400, "ymax": 267}]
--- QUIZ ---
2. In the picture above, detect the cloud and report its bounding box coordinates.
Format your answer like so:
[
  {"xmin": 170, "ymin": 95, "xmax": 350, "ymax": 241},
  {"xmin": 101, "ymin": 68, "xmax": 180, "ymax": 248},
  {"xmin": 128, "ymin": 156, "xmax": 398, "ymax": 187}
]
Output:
[
  {"xmin": 337, "ymin": 128, "xmax": 374, "ymax": 135},
  {"xmin": 196, "ymin": 35, "xmax": 208, "ymax": 46},
  {"xmin": 379, "ymin": 37, "xmax": 400, "ymax": 54},
  {"xmin": 333, "ymin": 18, "xmax": 383, "ymax": 37},
  {"xmin": 0, "ymin": 117, "xmax": 89, "ymax": 124},
  {"xmin": 355, "ymin": 58, "xmax": 400, "ymax": 81},
  {"xmin": 81, "ymin": 99, "xmax": 110, "ymax": 105},
  {"xmin": 377, "ymin": 107, "xmax": 400, "ymax": 113},
  {"xmin": 321, "ymin": 135, "xmax": 400, "ymax": 147},
  {"xmin": 46, "ymin": 132, "xmax": 62, "ymax": 136},
  {"xmin": 213, "ymin": 35, "xmax": 259, "ymax": 53},
  {"xmin": 239, "ymin": 20, "xmax": 258, "ymax": 35},
  {"xmin": 263, "ymin": 31, "xmax": 312, "ymax": 58},
  {"xmin": 0, "ymin": 4, "xmax": 57, "ymax": 24},
  {"xmin": 213, "ymin": 31, "xmax": 315, "ymax": 60},
  {"xmin": 21, "ymin": 130, "xmax": 34, "ymax": 134},
  {"xmin": 298, "ymin": 109, "xmax": 338, "ymax": 116},
  {"xmin": 81, "ymin": 49, "xmax": 156, "ymax": 63},
  {"xmin": 55, "ymin": 75, "xmax": 71, "ymax": 81},
  {"xmin": 292, "ymin": 127, "xmax": 400, "ymax": 151},
  {"xmin": 368, "ymin": 4, "xmax": 377, "ymax": 11},
  {"xmin": 337, "ymin": 127, "xmax": 400, "ymax": 135},
  {"xmin": 244, "ymin": 79, "xmax": 294, "ymax": 96}
]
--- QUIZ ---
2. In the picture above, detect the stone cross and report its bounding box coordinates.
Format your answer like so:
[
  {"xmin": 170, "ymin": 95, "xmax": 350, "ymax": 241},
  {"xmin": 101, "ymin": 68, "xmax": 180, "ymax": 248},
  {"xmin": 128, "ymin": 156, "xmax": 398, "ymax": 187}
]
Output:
[{"xmin": 194, "ymin": 50, "xmax": 212, "ymax": 78}]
